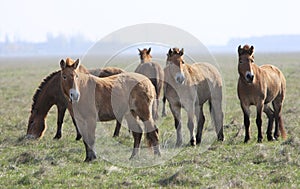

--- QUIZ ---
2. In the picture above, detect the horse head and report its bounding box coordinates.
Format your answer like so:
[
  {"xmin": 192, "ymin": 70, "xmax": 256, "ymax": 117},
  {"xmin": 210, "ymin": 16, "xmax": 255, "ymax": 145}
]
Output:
[
  {"xmin": 60, "ymin": 58, "xmax": 81, "ymax": 103},
  {"xmin": 238, "ymin": 45, "xmax": 255, "ymax": 83},
  {"xmin": 138, "ymin": 48, "xmax": 152, "ymax": 63},
  {"xmin": 26, "ymin": 109, "xmax": 46, "ymax": 139},
  {"xmin": 166, "ymin": 47, "xmax": 185, "ymax": 84}
]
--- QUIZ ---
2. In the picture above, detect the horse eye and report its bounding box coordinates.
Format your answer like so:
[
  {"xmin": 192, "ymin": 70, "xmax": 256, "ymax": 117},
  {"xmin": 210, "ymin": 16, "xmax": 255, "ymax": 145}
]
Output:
[
  {"xmin": 75, "ymin": 74, "xmax": 79, "ymax": 79},
  {"xmin": 62, "ymin": 75, "xmax": 67, "ymax": 80}
]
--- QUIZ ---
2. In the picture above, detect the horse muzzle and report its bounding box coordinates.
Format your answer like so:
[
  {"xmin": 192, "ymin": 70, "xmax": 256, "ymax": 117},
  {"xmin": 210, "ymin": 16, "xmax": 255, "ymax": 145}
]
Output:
[
  {"xmin": 245, "ymin": 71, "xmax": 254, "ymax": 83},
  {"xmin": 175, "ymin": 72, "xmax": 185, "ymax": 84},
  {"xmin": 69, "ymin": 89, "xmax": 80, "ymax": 103}
]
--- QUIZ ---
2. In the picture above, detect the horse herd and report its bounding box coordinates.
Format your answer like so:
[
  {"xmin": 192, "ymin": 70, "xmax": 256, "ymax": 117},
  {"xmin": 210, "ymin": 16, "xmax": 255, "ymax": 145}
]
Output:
[{"xmin": 25, "ymin": 44, "xmax": 287, "ymax": 162}]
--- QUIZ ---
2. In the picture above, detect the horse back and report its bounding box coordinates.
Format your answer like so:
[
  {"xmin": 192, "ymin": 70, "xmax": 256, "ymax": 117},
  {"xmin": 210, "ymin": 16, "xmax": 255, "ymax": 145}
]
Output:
[{"xmin": 260, "ymin": 64, "xmax": 286, "ymax": 102}]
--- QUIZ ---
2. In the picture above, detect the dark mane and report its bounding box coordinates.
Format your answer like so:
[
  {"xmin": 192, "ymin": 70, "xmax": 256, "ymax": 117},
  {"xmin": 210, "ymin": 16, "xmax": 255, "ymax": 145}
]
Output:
[{"xmin": 31, "ymin": 70, "xmax": 61, "ymax": 112}]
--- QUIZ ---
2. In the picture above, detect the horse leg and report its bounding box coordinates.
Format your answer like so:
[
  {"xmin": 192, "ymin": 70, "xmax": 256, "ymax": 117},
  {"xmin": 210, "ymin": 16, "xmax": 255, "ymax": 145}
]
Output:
[
  {"xmin": 67, "ymin": 103, "xmax": 82, "ymax": 140},
  {"xmin": 125, "ymin": 113, "xmax": 143, "ymax": 159},
  {"xmin": 53, "ymin": 105, "xmax": 66, "ymax": 140},
  {"xmin": 210, "ymin": 99, "xmax": 224, "ymax": 141},
  {"xmin": 162, "ymin": 95, "xmax": 167, "ymax": 117},
  {"xmin": 113, "ymin": 120, "xmax": 122, "ymax": 137},
  {"xmin": 195, "ymin": 104, "xmax": 205, "ymax": 145},
  {"xmin": 76, "ymin": 117, "xmax": 97, "ymax": 162},
  {"xmin": 187, "ymin": 110, "xmax": 196, "ymax": 146},
  {"xmin": 263, "ymin": 105, "xmax": 275, "ymax": 141},
  {"xmin": 273, "ymin": 98, "xmax": 286, "ymax": 140},
  {"xmin": 256, "ymin": 103, "xmax": 264, "ymax": 143},
  {"xmin": 169, "ymin": 104, "xmax": 182, "ymax": 147},
  {"xmin": 143, "ymin": 119, "xmax": 160, "ymax": 156},
  {"xmin": 241, "ymin": 103, "xmax": 251, "ymax": 143}
]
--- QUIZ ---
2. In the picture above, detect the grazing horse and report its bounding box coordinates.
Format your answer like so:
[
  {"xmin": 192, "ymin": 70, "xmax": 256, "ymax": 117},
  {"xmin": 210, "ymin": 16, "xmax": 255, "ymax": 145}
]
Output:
[
  {"xmin": 26, "ymin": 67, "xmax": 124, "ymax": 140},
  {"xmin": 164, "ymin": 48, "xmax": 224, "ymax": 146},
  {"xmin": 60, "ymin": 58, "xmax": 160, "ymax": 161},
  {"xmin": 135, "ymin": 48, "xmax": 164, "ymax": 119},
  {"xmin": 237, "ymin": 45, "xmax": 287, "ymax": 143}
]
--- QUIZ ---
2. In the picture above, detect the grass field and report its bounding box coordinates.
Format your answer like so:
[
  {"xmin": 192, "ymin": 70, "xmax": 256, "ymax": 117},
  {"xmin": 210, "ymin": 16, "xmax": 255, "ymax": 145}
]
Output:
[{"xmin": 0, "ymin": 53, "xmax": 299, "ymax": 188}]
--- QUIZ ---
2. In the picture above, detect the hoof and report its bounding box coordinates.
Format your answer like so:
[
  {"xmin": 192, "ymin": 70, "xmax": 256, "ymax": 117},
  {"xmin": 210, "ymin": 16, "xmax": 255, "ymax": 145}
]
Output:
[
  {"xmin": 267, "ymin": 135, "xmax": 275, "ymax": 141},
  {"xmin": 175, "ymin": 140, "xmax": 183, "ymax": 148},
  {"xmin": 84, "ymin": 150, "xmax": 97, "ymax": 162},
  {"xmin": 190, "ymin": 139, "xmax": 196, "ymax": 146},
  {"xmin": 76, "ymin": 135, "xmax": 82, "ymax": 141},
  {"xmin": 161, "ymin": 112, "xmax": 167, "ymax": 117},
  {"xmin": 53, "ymin": 134, "xmax": 61, "ymax": 140},
  {"xmin": 257, "ymin": 138, "xmax": 263, "ymax": 143}
]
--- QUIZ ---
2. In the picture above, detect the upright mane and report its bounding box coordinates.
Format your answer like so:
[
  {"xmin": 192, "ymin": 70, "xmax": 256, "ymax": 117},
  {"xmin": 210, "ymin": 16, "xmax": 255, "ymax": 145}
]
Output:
[{"xmin": 31, "ymin": 70, "xmax": 60, "ymax": 112}]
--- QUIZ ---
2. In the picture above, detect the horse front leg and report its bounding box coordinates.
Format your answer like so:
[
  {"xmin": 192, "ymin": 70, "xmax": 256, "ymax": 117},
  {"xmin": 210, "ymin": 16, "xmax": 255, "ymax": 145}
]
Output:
[
  {"xmin": 169, "ymin": 104, "xmax": 182, "ymax": 147},
  {"xmin": 53, "ymin": 105, "xmax": 67, "ymax": 140},
  {"xmin": 187, "ymin": 111, "xmax": 196, "ymax": 146},
  {"xmin": 256, "ymin": 103, "xmax": 264, "ymax": 143},
  {"xmin": 67, "ymin": 103, "xmax": 82, "ymax": 140},
  {"xmin": 241, "ymin": 103, "xmax": 251, "ymax": 143},
  {"xmin": 82, "ymin": 119, "xmax": 97, "ymax": 162}
]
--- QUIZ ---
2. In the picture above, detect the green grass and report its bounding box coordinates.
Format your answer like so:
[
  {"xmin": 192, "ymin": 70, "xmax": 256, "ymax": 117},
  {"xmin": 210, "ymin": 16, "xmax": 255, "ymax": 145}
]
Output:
[{"xmin": 0, "ymin": 53, "xmax": 299, "ymax": 188}]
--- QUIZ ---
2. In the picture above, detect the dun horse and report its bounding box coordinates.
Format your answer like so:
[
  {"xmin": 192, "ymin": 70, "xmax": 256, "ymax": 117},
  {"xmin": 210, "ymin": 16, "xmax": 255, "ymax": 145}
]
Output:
[
  {"xmin": 26, "ymin": 67, "xmax": 124, "ymax": 140},
  {"xmin": 135, "ymin": 48, "xmax": 164, "ymax": 119},
  {"xmin": 237, "ymin": 45, "xmax": 287, "ymax": 143},
  {"xmin": 60, "ymin": 58, "xmax": 160, "ymax": 161},
  {"xmin": 164, "ymin": 48, "xmax": 224, "ymax": 146}
]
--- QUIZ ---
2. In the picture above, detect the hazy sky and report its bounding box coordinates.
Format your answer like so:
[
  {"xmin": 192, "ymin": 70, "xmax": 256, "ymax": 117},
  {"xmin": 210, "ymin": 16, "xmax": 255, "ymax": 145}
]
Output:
[{"xmin": 0, "ymin": 0, "xmax": 299, "ymax": 45}]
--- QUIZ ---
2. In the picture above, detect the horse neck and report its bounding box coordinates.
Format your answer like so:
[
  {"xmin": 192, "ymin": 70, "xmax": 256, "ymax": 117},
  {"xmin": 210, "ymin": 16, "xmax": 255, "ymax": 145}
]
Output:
[{"xmin": 32, "ymin": 73, "xmax": 61, "ymax": 117}]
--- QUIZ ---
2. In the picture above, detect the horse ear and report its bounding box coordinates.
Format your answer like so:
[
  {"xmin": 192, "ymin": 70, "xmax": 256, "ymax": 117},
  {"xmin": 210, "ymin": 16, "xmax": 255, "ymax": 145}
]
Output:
[
  {"xmin": 147, "ymin": 47, "xmax": 151, "ymax": 54},
  {"xmin": 73, "ymin": 59, "xmax": 80, "ymax": 69},
  {"xmin": 249, "ymin": 45, "xmax": 254, "ymax": 55},
  {"xmin": 168, "ymin": 48, "xmax": 172, "ymax": 56},
  {"xmin": 179, "ymin": 48, "xmax": 184, "ymax": 56},
  {"xmin": 238, "ymin": 45, "xmax": 243, "ymax": 56},
  {"xmin": 138, "ymin": 48, "xmax": 142, "ymax": 54},
  {"xmin": 60, "ymin": 59, "xmax": 66, "ymax": 69}
]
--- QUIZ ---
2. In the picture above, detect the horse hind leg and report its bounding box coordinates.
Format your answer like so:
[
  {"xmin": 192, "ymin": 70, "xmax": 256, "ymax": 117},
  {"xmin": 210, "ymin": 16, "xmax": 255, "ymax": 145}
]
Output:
[
  {"xmin": 144, "ymin": 119, "xmax": 160, "ymax": 156},
  {"xmin": 125, "ymin": 112, "xmax": 143, "ymax": 159},
  {"xmin": 195, "ymin": 104, "xmax": 205, "ymax": 145},
  {"xmin": 210, "ymin": 99, "xmax": 224, "ymax": 141},
  {"xmin": 162, "ymin": 95, "xmax": 167, "ymax": 117},
  {"xmin": 256, "ymin": 103, "xmax": 264, "ymax": 143},
  {"xmin": 263, "ymin": 104, "xmax": 275, "ymax": 141},
  {"xmin": 273, "ymin": 98, "xmax": 287, "ymax": 140}
]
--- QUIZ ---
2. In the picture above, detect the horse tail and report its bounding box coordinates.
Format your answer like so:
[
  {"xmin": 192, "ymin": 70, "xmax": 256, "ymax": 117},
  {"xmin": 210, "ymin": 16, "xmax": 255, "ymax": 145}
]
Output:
[
  {"xmin": 280, "ymin": 125, "xmax": 287, "ymax": 139},
  {"xmin": 150, "ymin": 78, "xmax": 159, "ymax": 120}
]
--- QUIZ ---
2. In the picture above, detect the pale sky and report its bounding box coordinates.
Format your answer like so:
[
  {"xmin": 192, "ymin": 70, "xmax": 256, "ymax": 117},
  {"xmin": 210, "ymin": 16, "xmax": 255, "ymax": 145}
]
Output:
[{"xmin": 0, "ymin": 0, "xmax": 299, "ymax": 45}]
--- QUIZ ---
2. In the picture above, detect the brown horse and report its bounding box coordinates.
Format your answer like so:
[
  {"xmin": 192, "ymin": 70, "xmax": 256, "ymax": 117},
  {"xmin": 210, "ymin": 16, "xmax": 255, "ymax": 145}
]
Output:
[
  {"xmin": 26, "ymin": 67, "xmax": 124, "ymax": 140},
  {"xmin": 237, "ymin": 45, "xmax": 287, "ymax": 143},
  {"xmin": 60, "ymin": 58, "xmax": 160, "ymax": 161},
  {"xmin": 135, "ymin": 48, "xmax": 164, "ymax": 119},
  {"xmin": 164, "ymin": 48, "xmax": 224, "ymax": 147}
]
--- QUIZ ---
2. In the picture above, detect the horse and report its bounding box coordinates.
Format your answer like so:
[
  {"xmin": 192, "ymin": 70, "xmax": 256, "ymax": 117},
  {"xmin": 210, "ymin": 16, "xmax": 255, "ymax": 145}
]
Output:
[
  {"xmin": 237, "ymin": 45, "xmax": 287, "ymax": 143},
  {"xmin": 60, "ymin": 58, "xmax": 160, "ymax": 161},
  {"xmin": 26, "ymin": 67, "xmax": 124, "ymax": 140},
  {"xmin": 164, "ymin": 48, "xmax": 224, "ymax": 147},
  {"xmin": 135, "ymin": 48, "xmax": 164, "ymax": 119}
]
